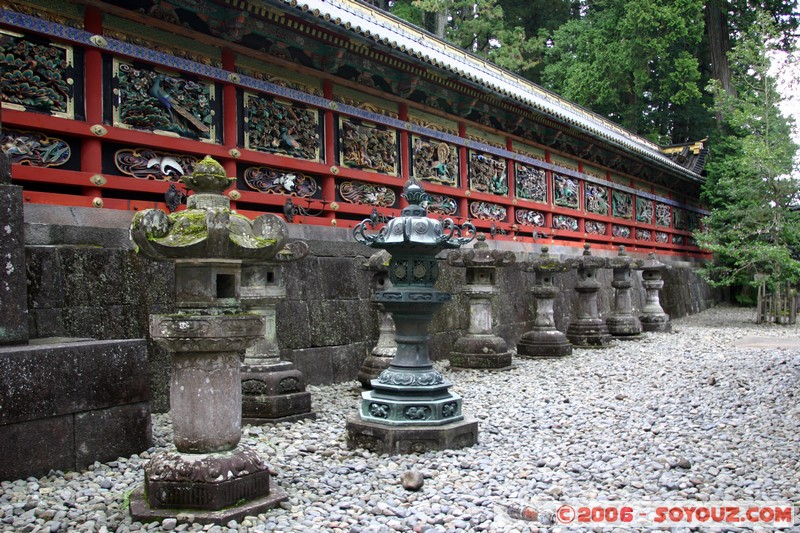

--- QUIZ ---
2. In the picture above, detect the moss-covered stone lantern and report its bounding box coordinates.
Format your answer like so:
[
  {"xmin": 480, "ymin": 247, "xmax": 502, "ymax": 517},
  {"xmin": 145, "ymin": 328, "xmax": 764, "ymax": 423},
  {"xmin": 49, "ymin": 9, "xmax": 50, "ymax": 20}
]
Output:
[
  {"xmin": 447, "ymin": 233, "xmax": 515, "ymax": 369},
  {"xmin": 606, "ymin": 245, "xmax": 644, "ymax": 337},
  {"xmin": 128, "ymin": 156, "xmax": 291, "ymax": 524},
  {"xmin": 347, "ymin": 180, "xmax": 478, "ymax": 454},
  {"xmin": 639, "ymin": 252, "xmax": 671, "ymax": 332},
  {"xmin": 516, "ymin": 246, "xmax": 573, "ymax": 357},
  {"xmin": 566, "ymin": 244, "xmax": 613, "ymax": 347}
]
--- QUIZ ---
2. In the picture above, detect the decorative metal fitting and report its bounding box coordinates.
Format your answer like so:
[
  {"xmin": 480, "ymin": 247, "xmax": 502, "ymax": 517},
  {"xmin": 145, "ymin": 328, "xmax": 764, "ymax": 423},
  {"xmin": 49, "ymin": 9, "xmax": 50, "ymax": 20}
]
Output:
[
  {"xmin": 90, "ymin": 174, "xmax": 107, "ymax": 186},
  {"xmin": 90, "ymin": 124, "xmax": 108, "ymax": 137},
  {"xmin": 90, "ymin": 35, "xmax": 107, "ymax": 47}
]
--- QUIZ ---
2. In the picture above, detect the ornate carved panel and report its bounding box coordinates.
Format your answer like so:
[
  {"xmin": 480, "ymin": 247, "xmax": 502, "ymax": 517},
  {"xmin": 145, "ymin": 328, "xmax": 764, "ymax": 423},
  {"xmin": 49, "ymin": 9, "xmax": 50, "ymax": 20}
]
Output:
[
  {"xmin": 113, "ymin": 60, "xmax": 216, "ymax": 141},
  {"xmin": 469, "ymin": 151, "xmax": 507, "ymax": 195},
  {"xmin": 656, "ymin": 203, "xmax": 672, "ymax": 227},
  {"xmin": 515, "ymin": 164, "xmax": 546, "ymax": 203},
  {"xmin": 553, "ymin": 173, "xmax": 579, "ymax": 209},
  {"xmin": 339, "ymin": 117, "xmax": 397, "ymax": 175},
  {"xmin": 411, "ymin": 136, "xmax": 458, "ymax": 186},
  {"xmin": 339, "ymin": 181, "xmax": 396, "ymax": 207},
  {"xmin": 0, "ymin": 128, "xmax": 70, "ymax": 167},
  {"xmin": 655, "ymin": 231, "xmax": 669, "ymax": 243},
  {"xmin": 612, "ymin": 225, "xmax": 631, "ymax": 238},
  {"xmin": 672, "ymin": 234, "xmax": 685, "ymax": 245},
  {"xmin": 688, "ymin": 211, "xmax": 701, "ymax": 231},
  {"xmin": 673, "ymin": 207, "xmax": 687, "ymax": 230},
  {"xmin": 421, "ymin": 193, "xmax": 457, "ymax": 216},
  {"xmin": 244, "ymin": 92, "xmax": 320, "ymax": 161},
  {"xmin": 585, "ymin": 221, "xmax": 607, "ymax": 235},
  {"xmin": 0, "ymin": 30, "xmax": 74, "ymax": 119},
  {"xmin": 516, "ymin": 209, "xmax": 546, "ymax": 227},
  {"xmin": 553, "ymin": 214, "xmax": 578, "ymax": 231},
  {"xmin": 469, "ymin": 201, "xmax": 506, "ymax": 222},
  {"xmin": 612, "ymin": 190, "xmax": 633, "ymax": 219},
  {"xmin": 636, "ymin": 228, "xmax": 652, "ymax": 241},
  {"xmin": 636, "ymin": 197, "xmax": 653, "ymax": 224},
  {"xmin": 243, "ymin": 166, "xmax": 318, "ymax": 197},
  {"xmin": 584, "ymin": 183, "xmax": 608, "ymax": 215},
  {"xmin": 115, "ymin": 148, "xmax": 198, "ymax": 180}
]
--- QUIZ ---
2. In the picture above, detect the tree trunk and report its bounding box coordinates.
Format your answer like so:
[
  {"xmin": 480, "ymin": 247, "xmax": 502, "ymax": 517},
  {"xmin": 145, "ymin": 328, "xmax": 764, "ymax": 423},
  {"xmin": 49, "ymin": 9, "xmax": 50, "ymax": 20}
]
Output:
[
  {"xmin": 705, "ymin": 0, "xmax": 735, "ymax": 96},
  {"xmin": 424, "ymin": 10, "xmax": 448, "ymax": 39}
]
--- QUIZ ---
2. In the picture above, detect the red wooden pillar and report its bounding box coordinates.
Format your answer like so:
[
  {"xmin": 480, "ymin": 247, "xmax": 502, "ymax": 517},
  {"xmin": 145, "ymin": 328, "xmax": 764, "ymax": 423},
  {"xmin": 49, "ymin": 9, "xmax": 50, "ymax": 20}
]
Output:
[
  {"xmin": 505, "ymin": 137, "xmax": 515, "ymax": 239},
  {"xmin": 83, "ymin": 6, "xmax": 104, "ymax": 203},
  {"xmin": 576, "ymin": 161, "xmax": 585, "ymax": 238},
  {"xmin": 221, "ymin": 48, "xmax": 238, "ymax": 210},
  {"xmin": 398, "ymin": 103, "xmax": 409, "ymax": 210},
  {"xmin": 544, "ymin": 150, "xmax": 553, "ymax": 238},
  {"xmin": 322, "ymin": 79, "xmax": 337, "ymax": 222},
  {"xmin": 458, "ymin": 122, "xmax": 468, "ymax": 224}
]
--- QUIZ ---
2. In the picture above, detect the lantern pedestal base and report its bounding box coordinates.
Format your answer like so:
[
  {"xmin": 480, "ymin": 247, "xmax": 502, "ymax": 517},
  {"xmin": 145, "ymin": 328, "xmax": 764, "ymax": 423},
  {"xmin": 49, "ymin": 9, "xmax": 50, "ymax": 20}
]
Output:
[
  {"xmin": 566, "ymin": 320, "xmax": 614, "ymax": 348},
  {"xmin": 241, "ymin": 364, "xmax": 315, "ymax": 425},
  {"xmin": 345, "ymin": 415, "xmax": 478, "ymax": 454},
  {"xmin": 129, "ymin": 447, "xmax": 287, "ymax": 525},
  {"xmin": 641, "ymin": 315, "xmax": 672, "ymax": 332},
  {"xmin": 357, "ymin": 353, "xmax": 394, "ymax": 389},
  {"xmin": 517, "ymin": 328, "xmax": 573, "ymax": 358},
  {"xmin": 449, "ymin": 335, "xmax": 513, "ymax": 369},
  {"xmin": 606, "ymin": 315, "xmax": 643, "ymax": 338}
]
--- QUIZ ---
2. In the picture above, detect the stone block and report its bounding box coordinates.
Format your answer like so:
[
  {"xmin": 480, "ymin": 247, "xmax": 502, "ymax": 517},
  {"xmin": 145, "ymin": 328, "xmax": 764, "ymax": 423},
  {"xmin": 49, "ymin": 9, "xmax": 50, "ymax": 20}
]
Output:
[
  {"xmin": 28, "ymin": 307, "xmax": 66, "ymax": 339},
  {"xmin": 25, "ymin": 246, "xmax": 65, "ymax": 310},
  {"xmin": 317, "ymin": 257, "xmax": 361, "ymax": 300},
  {"xmin": 282, "ymin": 258, "xmax": 322, "ymax": 301},
  {"xmin": 346, "ymin": 415, "xmax": 478, "ymax": 454},
  {"xmin": 0, "ymin": 339, "xmax": 150, "ymax": 425},
  {"xmin": 276, "ymin": 300, "xmax": 310, "ymax": 349},
  {"xmin": 74, "ymin": 402, "xmax": 153, "ymax": 469},
  {"xmin": 0, "ymin": 415, "xmax": 74, "ymax": 481},
  {"xmin": 62, "ymin": 305, "xmax": 141, "ymax": 339},
  {"xmin": 308, "ymin": 300, "xmax": 367, "ymax": 347},
  {"xmin": 0, "ymin": 184, "xmax": 28, "ymax": 345},
  {"xmin": 60, "ymin": 248, "xmax": 138, "ymax": 307},
  {"xmin": 287, "ymin": 342, "xmax": 371, "ymax": 385},
  {"xmin": 147, "ymin": 339, "xmax": 172, "ymax": 414}
]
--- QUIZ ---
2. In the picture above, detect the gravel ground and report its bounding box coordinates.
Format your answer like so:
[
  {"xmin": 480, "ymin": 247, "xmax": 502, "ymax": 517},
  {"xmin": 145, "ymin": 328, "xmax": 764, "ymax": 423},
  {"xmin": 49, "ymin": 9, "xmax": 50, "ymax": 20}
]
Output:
[{"xmin": 2, "ymin": 304, "xmax": 800, "ymax": 533}]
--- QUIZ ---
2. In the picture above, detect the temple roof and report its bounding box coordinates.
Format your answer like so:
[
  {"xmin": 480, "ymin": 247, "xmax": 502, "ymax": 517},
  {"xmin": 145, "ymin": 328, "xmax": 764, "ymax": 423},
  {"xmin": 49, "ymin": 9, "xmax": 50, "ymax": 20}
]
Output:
[
  {"xmin": 253, "ymin": 0, "xmax": 704, "ymax": 184},
  {"xmin": 661, "ymin": 139, "xmax": 709, "ymax": 175}
]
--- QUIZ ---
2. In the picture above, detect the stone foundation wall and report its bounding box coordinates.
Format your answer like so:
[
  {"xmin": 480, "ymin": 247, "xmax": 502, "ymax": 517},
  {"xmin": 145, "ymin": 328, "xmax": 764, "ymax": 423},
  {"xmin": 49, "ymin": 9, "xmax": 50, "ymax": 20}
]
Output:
[
  {"xmin": 23, "ymin": 206, "xmax": 725, "ymax": 413},
  {"xmin": 0, "ymin": 339, "xmax": 152, "ymax": 481}
]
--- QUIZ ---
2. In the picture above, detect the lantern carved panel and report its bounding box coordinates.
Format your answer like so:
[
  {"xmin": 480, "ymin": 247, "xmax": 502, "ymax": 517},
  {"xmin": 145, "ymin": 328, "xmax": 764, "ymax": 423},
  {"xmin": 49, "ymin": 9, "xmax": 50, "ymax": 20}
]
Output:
[
  {"xmin": 469, "ymin": 151, "xmax": 507, "ymax": 195},
  {"xmin": 515, "ymin": 164, "xmax": 546, "ymax": 203},
  {"xmin": 244, "ymin": 93, "xmax": 320, "ymax": 161},
  {"xmin": 340, "ymin": 117, "xmax": 397, "ymax": 175},
  {"xmin": 113, "ymin": 60, "xmax": 216, "ymax": 141},
  {"xmin": 412, "ymin": 136, "xmax": 457, "ymax": 186}
]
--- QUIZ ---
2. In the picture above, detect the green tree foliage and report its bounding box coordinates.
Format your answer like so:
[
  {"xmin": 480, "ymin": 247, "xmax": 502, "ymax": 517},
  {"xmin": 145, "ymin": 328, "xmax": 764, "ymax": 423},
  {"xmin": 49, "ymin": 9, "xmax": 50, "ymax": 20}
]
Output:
[
  {"xmin": 389, "ymin": 0, "xmax": 541, "ymax": 74},
  {"xmin": 541, "ymin": 0, "xmax": 706, "ymax": 142},
  {"xmin": 696, "ymin": 12, "xmax": 800, "ymax": 290}
]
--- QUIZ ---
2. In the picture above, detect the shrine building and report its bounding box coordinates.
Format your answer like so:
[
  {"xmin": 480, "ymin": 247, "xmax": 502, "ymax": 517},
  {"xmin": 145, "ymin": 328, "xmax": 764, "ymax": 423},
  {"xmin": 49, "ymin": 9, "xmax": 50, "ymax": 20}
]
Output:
[{"xmin": 0, "ymin": 0, "xmax": 709, "ymax": 257}]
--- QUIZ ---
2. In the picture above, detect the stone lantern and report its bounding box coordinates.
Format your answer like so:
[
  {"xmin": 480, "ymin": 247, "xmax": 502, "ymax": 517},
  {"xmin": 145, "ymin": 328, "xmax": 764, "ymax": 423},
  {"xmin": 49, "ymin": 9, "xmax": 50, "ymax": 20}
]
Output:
[
  {"xmin": 357, "ymin": 250, "xmax": 397, "ymax": 389},
  {"xmin": 639, "ymin": 252, "xmax": 671, "ymax": 332},
  {"xmin": 240, "ymin": 244, "xmax": 315, "ymax": 424},
  {"xmin": 128, "ymin": 156, "xmax": 289, "ymax": 524},
  {"xmin": 516, "ymin": 246, "xmax": 573, "ymax": 358},
  {"xmin": 346, "ymin": 180, "xmax": 478, "ymax": 454},
  {"xmin": 606, "ymin": 246, "xmax": 644, "ymax": 338},
  {"xmin": 447, "ymin": 233, "xmax": 515, "ymax": 369},
  {"xmin": 566, "ymin": 244, "xmax": 613, "ymax": 347}
]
